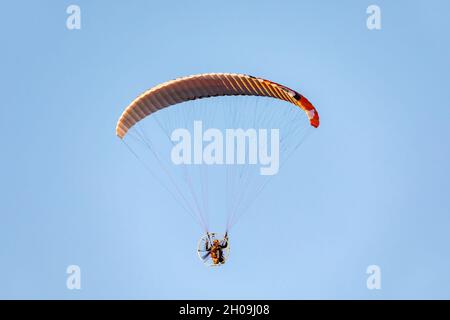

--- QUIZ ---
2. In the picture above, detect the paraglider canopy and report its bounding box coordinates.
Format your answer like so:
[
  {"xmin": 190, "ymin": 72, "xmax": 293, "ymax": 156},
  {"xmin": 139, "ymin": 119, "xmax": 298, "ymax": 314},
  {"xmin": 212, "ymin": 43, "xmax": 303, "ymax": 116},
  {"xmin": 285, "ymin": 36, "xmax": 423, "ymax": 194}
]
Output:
[{"xmin": 116, "ymin": 73, "xmax": 319, "ymax": 139}]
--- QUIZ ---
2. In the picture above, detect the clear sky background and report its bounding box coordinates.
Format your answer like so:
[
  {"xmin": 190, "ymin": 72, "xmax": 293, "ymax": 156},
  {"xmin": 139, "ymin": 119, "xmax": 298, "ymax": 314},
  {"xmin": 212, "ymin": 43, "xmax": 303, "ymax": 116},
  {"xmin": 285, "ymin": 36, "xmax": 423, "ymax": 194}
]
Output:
[{"xmin": 1, "ymin": 0, "xmax": 450, "ymax": 299}]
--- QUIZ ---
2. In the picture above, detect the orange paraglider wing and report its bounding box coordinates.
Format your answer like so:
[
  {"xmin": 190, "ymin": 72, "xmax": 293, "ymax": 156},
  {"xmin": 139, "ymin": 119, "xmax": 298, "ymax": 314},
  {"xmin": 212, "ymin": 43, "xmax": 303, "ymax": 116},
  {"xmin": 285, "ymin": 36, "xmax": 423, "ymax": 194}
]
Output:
[{"xmin": 116, "ymin": 73, "xmax": 319, "ymax": 139}]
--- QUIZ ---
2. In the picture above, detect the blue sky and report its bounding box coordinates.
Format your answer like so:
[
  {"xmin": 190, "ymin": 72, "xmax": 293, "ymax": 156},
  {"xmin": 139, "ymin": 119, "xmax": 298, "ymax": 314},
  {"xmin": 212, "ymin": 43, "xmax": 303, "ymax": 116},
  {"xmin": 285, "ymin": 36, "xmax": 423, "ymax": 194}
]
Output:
[{"xmin": 1, "ymin": 0, "xmax": 450, "ymax": 299}]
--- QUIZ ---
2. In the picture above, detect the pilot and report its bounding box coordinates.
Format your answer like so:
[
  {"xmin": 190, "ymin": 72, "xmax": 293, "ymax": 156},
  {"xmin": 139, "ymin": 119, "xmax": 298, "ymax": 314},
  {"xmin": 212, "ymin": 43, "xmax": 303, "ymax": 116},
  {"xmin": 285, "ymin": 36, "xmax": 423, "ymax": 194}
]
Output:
[{"xmin": 205, "ymin": 233, "xmax": 228, "ymax": 265}]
